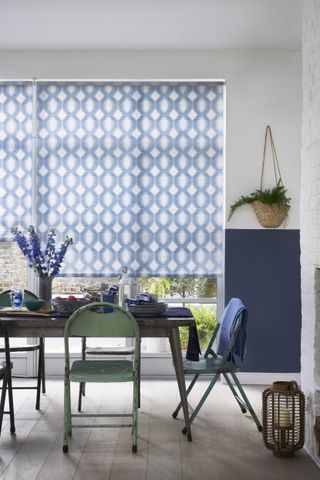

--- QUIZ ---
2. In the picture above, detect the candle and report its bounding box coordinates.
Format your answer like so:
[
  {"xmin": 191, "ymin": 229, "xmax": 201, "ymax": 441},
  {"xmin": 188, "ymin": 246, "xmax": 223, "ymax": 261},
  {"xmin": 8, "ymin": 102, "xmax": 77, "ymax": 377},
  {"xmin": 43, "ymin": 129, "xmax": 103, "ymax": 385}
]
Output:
[{"xmin": 279, "ymin": 407, "xmax": 291, "ymax": 427}]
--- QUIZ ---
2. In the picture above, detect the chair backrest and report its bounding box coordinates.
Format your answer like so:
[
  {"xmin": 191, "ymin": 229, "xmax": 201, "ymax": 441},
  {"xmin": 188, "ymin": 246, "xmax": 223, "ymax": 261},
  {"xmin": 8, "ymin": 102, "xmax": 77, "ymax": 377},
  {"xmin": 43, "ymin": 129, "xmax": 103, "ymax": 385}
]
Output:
[
  {"xmin": 216, "ymin": 298, "xmax": 248, "ymax": 364},
  {"xmin": 0, "ymin": 290, "xmax": 38, "ymax": 307},
  {"xmin": 0, "ymin": 320, "xmax": 11, "ymax": 368},
  {"xmin": 64, "ymin": 302, "xmax": 140, "ymax": 370},
  {"xmin": 64, "ymin": 302, "xmax": 139, "ymax": 339}
]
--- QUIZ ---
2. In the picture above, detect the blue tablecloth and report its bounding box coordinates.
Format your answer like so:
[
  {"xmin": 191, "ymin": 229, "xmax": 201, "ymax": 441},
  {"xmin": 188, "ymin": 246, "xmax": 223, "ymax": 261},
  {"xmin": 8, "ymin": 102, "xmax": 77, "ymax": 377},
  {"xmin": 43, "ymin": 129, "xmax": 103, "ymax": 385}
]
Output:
[
  {"xmin": 162, "ymin": 308, "xmax": 201, "ymax": 361},
  {"xmin": 48, "ymin": 305, "xmax": 201, "ymax": 361}
]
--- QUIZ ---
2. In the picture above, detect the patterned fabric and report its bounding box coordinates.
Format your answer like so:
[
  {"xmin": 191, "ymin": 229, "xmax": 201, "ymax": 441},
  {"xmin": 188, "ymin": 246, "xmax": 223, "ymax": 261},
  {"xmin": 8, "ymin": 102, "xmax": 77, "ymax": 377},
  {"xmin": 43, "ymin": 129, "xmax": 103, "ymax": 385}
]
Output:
[
  {"xmin": 0, "ymin": 82, "xmax": 33, "ymax": 239},
  {"xmin": 36, "ymin": 82, "xmax": 224, "ymax": 277},
  {"xmin": 0, "ymin": 81, "xmax": 223, "ymax": 276}
]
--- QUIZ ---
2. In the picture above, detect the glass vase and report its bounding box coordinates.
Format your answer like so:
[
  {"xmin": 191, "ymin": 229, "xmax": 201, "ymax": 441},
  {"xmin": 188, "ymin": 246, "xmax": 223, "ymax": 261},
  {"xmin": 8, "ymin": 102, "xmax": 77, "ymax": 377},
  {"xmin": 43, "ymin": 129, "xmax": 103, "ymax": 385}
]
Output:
[{"xmin": 38, "ymin": 276, "xmax": 54, "ymax": 311}]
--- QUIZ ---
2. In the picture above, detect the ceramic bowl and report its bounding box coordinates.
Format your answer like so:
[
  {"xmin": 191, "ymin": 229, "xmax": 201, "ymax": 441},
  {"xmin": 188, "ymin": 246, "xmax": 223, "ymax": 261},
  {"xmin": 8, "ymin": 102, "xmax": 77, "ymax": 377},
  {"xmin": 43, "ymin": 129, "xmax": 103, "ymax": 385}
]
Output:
[
  {"xmin": 52, "ymin": 298, "xmax": 90, "ymax": 314},
  {"xmin": 24, "ymin": 299, "xmax": 44, "ymax": 311}
]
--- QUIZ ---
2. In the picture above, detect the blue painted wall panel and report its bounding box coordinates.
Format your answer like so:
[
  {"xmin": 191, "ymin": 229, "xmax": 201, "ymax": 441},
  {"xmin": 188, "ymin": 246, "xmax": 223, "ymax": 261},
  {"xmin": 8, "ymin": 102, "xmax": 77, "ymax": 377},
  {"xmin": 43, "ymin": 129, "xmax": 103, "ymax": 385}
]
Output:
[{"xmin": 225, "ymin": 229, "xmax": 301, "ymax": 372}]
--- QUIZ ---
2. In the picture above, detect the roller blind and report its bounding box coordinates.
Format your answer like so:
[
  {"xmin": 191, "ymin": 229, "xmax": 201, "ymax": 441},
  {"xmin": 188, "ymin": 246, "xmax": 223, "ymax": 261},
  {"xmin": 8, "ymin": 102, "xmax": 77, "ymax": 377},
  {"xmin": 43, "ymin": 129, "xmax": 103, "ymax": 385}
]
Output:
[
  {"xmin": 0, "ymin": 82, "xmax": 33, "ymax": 239},
  {"xmin": 36, "ymin": 81, "xmax": 224, "ymax": 276},
  {"xmin": 4, "ymin": 81, "xmax": 224, "ymax": 276}
]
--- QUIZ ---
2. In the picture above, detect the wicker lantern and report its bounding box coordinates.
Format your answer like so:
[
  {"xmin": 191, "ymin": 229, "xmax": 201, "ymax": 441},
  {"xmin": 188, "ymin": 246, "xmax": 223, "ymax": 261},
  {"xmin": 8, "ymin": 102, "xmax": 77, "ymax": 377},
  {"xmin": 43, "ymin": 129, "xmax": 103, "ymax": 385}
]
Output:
[{"xmin": 262, "ymin": 381, "xmax": 305, "ymax": 457}]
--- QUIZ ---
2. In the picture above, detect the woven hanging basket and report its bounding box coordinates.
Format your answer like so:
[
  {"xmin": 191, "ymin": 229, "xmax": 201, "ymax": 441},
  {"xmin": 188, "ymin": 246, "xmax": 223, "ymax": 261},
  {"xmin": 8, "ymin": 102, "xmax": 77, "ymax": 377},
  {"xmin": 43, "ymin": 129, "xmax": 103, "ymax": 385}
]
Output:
[
  {"xmin": 252, "ymin": 201, "xmax": 290, "ymax": 228},
  {"xmin": 253, "ymin": 125, "xmax": 290, "ymax": 228}
]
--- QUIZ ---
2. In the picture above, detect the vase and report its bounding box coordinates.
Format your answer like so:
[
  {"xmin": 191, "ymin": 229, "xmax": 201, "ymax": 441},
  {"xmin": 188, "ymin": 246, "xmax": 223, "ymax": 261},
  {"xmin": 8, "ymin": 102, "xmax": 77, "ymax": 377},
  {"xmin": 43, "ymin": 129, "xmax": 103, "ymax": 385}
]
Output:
[{"xmin": 38, "ymin": 276, "xmax": 54, "ymax": 311}]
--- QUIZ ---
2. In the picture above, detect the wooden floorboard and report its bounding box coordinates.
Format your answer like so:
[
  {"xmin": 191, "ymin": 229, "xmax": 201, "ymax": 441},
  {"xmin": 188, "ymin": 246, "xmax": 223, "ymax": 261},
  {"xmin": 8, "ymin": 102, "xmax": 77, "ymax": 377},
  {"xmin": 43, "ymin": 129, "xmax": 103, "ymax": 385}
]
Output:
[{"xmin": 0, "ymin": 379, "xmax": 317, "ymax": 479}]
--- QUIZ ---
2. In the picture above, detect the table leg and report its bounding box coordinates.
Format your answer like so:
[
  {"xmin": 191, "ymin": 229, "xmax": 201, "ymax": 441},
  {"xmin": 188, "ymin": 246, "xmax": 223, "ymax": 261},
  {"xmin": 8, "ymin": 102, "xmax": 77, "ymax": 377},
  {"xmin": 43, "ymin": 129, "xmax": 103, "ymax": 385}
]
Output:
[{"xmin": 169, "ymin": 327, "xmax": 192, "ymax": 441}]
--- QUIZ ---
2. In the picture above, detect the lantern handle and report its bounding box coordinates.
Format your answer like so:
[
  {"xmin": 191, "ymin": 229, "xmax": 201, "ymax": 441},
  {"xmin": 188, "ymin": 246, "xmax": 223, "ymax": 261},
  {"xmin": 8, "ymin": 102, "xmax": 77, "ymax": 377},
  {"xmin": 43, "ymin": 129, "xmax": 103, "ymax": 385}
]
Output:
[{"xmin": 289, "ymin": 380, "xmax": 299, "ymax": 392}]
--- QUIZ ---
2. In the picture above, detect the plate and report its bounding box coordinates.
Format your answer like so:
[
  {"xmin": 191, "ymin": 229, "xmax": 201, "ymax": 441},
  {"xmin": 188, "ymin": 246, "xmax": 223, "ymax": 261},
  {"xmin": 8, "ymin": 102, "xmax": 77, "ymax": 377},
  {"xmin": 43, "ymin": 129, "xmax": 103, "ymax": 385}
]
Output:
[{"xmin": 128, "ymin": 302, "xmax": 168, "ymax": 316}]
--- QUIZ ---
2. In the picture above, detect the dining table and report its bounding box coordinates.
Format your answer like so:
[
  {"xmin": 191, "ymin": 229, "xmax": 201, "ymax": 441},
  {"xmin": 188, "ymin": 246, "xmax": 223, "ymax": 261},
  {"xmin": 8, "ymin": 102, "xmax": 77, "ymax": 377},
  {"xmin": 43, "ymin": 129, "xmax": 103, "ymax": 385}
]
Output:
[{"xmin": 0, "ymin": 306, "xmax": 195, "ymax": 441}]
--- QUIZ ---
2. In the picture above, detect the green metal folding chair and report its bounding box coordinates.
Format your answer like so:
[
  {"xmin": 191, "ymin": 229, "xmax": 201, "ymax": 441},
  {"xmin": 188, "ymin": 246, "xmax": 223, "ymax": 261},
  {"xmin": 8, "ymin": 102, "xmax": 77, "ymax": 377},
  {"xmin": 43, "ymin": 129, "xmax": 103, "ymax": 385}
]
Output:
[
  {"xmin": 63, "ymin": 302, "xmax": 140, "ymax": 453},
  {"xmin": 172, "ymin": 298, "xmax": 262, "ymax": 434}
]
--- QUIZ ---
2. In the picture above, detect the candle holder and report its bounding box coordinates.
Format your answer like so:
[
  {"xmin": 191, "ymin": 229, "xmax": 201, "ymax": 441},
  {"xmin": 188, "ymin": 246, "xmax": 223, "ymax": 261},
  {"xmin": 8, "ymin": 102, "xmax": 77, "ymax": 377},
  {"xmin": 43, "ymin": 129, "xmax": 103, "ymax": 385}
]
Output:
[{"xmin": 262, "ymin": 381, "xmax": 305, "ymax": 457}]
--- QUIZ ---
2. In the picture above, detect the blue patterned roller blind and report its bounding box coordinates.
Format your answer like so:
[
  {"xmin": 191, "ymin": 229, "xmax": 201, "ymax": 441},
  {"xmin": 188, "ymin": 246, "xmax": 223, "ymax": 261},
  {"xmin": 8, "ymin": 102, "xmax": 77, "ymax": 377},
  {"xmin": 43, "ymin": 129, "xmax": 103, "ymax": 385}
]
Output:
[
  {"xmin": 0, "ymin": 82, "xmax": 33, "ymax": 239},
  {"xmin": 36, "ymin": 82, "xmax": 224, "ymax": 276}
]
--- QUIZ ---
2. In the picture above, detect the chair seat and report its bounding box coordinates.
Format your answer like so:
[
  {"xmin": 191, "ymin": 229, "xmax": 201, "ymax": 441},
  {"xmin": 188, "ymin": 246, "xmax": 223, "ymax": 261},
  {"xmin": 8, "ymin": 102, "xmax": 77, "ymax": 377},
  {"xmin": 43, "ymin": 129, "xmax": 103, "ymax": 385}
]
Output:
[
  {"xmin": 70, "ymin": 360, "xmax": 134, "ymax": 383},
  {"xmin": 184, "ymin": 356, "xmax": 240, "ymax": 374},
  {"xmin": 86, "ymin": 346, "xmax": 135, "ymax": 355}
]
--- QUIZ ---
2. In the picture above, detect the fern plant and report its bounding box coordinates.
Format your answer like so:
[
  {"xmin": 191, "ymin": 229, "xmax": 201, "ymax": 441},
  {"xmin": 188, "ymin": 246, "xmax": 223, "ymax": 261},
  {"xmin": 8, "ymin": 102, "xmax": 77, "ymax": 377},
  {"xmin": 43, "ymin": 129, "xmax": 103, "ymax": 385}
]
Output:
[{"xmin": 228, "ymin": 182, "xmax": 291, "ymax": 221}]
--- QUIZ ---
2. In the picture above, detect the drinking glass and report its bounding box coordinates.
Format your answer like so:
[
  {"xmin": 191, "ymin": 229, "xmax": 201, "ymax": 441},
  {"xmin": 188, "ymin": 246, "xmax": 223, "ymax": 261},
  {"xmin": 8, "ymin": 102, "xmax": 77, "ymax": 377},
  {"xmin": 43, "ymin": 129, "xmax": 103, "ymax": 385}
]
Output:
[{"xmin": 10, "ymin": 289, "xmax": 24, "ymax": 309}]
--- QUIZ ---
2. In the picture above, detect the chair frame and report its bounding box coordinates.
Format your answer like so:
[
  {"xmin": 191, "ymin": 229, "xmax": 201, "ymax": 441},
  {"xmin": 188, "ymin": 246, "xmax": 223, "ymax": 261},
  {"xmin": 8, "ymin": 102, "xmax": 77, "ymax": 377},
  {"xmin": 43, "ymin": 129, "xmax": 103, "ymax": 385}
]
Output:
[
  {"xmin": 0, "ymin": 320, "xmax": 15, "ymax": 436},
  {"xmin": 172, "ymin": 307, "xmax": 262, "ymax": 433},
  {"xmin": 63, "ymin": 302, "xmax": 140, "ymax": 453},
  {"xmin": 0, "ymin": 290, "xmax": 46, "ymax": 410}
]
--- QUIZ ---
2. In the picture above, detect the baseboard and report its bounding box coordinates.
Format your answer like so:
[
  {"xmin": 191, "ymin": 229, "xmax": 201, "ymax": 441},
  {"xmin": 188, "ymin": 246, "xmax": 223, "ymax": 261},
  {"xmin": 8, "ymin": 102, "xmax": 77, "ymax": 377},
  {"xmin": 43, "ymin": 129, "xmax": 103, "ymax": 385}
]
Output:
[
  {"xmin": 18, "ymin": 351, "xmax": 301, "ymax": 385},
  {"xmin": 221, "ymin": 372, "xmax": 301, "ymax": 385},
  {"xmin": 304, "ymin": 447, "xmax": 320, "ymax": 468}
]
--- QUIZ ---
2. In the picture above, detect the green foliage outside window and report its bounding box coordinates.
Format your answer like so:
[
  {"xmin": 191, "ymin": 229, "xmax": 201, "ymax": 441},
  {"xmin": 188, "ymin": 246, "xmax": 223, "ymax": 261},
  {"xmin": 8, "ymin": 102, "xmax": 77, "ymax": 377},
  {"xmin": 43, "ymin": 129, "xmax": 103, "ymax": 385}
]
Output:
[
  {"xmin": 139, "ymin": 276, "xmax": 216, "ymax": 299},
  {"xmin": 179, "ymin": 304, "xmax": 216, "ymax": 350},
  {"xmin": 139, "ymin": 276, "xmax": 217, "ymax": 350}
]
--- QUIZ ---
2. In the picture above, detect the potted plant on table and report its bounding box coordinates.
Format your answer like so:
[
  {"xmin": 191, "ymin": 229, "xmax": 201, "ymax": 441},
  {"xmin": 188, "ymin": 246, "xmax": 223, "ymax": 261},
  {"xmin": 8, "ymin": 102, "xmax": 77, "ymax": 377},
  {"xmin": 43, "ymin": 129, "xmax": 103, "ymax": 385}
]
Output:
[
  {"xmin": 228, "ymin": 125, "xmax": 291, "ymax": 228},
  {"xmin": 11, "ymin": 226, "xmax": 73, "ymax": 310}
]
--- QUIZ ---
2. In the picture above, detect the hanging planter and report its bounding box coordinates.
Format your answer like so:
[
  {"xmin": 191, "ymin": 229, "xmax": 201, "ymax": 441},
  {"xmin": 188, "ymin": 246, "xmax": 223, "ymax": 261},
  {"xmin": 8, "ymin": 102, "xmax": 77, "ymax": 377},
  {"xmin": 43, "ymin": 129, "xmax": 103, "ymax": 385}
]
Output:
[
  {"xmin": 228, "ymin": 125, "xmax": 291, "ymax": 228},
  {"xmin": 252, "ymin": 201, "xmax": 290, "ymax": 228}
]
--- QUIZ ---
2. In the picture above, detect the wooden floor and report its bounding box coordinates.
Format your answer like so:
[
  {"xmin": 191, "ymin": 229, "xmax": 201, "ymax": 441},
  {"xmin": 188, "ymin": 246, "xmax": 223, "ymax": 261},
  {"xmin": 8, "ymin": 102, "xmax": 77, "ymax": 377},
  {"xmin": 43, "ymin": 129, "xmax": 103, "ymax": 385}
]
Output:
[{"xmin": 0, "ymin": 378, "xmax": 318, "ymax": 479}]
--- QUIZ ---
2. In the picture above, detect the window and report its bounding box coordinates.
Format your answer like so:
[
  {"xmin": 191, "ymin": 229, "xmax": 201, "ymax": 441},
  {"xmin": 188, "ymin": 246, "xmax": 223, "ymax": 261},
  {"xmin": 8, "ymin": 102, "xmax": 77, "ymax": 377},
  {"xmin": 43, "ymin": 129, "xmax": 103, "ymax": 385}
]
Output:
[
  {"xmin": 1, "ymin": 80, "xmax": 224, "ymax": 369},
  {"xmin": 1, "ymin": 80, "xmax": 224, "ymax": 277},
  {"xmin": 36, "ymin": 81, "xmax": 224, "ymax": 278},
  {"xmin": 139, "ymin": 276, "xmax": 217, "ymax": 353}
]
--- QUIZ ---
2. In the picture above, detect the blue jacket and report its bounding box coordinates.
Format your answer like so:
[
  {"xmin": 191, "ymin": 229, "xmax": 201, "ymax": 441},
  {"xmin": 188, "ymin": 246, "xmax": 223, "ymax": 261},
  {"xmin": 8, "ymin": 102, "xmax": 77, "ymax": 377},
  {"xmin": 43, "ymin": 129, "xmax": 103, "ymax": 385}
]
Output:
[{"xmin": 217, "ymin": 298, "xmax": 247, "ymax": 364}]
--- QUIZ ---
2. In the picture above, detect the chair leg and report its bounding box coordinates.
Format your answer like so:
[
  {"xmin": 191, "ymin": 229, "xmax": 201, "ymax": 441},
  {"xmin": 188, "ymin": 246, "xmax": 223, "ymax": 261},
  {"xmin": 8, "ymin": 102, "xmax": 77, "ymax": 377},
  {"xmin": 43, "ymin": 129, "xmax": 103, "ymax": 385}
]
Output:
[
  {"xmin": 63, "ymin": 372, "xmax": 72, "ymax": 453},
  {"xmin": 7, "ymin": 369, "xmax": 15, "ymax": 434},
  {"xmin": 137, "ymin": 341, "xmax": 141, "ymax": 408},
  {"xmin": 0, "ymin": 369, "xmax": 15, "ymax": 436},
  {"xmin": 132, "ymin": 378, "xmax": 139, "ymax": 453},
  {"xmin": 78, "ymin": 383, "xmax": 83, "ymax": 412},
  {"xmin": 79, "ymin": 337, "xmax": 86, "ymax": 400},
  {"xmin": 182, "ymin": 373, "xmax": 220, "ymax": 434},
  {"xmin": 223, "ymin": 373, "xmax": 247, "ymax": 413},
  {"xmin": 40, "ymin": 338, "xmax": 46, "ymax": 394},
  {"xmin": 172, "ymin": 373, "xmax": 200, "ymax": 418},
  {"xmin": 0, "ymin": 376, "xmax": 8, "ymax": 436},
  {"xmin": 137, "ymin": 376, "xmax": 141, "ymax": 409},
  {"xmin": 35, "ymin": 344, "xmax": 42, "ymax": 410},
  {"xmin": 230, "ymin": 372, "xmax": 262, "ymax": 431}
]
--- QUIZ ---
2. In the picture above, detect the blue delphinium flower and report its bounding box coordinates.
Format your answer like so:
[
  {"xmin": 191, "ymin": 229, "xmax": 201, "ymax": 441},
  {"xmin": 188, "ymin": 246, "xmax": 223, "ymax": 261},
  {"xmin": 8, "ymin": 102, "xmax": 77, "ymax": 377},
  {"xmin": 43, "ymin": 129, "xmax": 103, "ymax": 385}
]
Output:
[
  {"xmin": 51, "ymin": 239, "xmax": 72, "ymax": 276},
  {"xmin": 11, "ymin": 226, "xmax": 73, "ymax": 277},
  {"xmin": 44, "ymin": 228, "xmax": 57, "ymax": 275},
  {"xmin": 28, "ymin": 226, "xmax": 46, "ymax": 275}
]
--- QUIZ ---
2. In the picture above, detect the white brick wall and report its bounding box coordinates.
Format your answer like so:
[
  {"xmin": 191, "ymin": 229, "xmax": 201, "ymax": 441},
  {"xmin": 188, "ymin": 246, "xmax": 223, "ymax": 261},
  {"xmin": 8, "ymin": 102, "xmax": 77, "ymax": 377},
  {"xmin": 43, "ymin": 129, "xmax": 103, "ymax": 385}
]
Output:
[
  {"xmin": 0, "ymin": 242, "xmax": 28, "ymax": 290},
  {"xmin": 301, "ymin": 0, "xmax": 320, "ymax": 465},
  {"xmin": 0, "ymin": 242, "xmax": 113, "ymax": 295}
]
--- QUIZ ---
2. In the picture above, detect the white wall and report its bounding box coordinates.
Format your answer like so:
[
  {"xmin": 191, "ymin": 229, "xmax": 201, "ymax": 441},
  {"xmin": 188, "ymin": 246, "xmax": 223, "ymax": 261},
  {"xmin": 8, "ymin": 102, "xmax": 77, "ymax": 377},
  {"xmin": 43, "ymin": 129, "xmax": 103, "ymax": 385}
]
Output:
[
  {"xmin": 0, "ymin": 49, "xmax": 302, "ymax": 229},
  {"xmin": 301, "ymin": 0, "xmax": 320, "ymax": 466}
]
